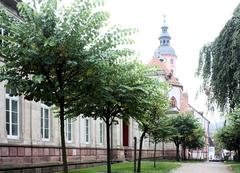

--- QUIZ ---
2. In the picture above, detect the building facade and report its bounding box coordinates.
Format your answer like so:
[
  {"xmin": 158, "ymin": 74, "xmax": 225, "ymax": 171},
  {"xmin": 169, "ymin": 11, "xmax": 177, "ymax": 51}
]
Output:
[
  {"xmin": 149, "ymin": 17, "xmax": 210, "ymax": 160},
  {"xmin": 0, "ymin": 1, "xmax": 209, "ymax": 169}
]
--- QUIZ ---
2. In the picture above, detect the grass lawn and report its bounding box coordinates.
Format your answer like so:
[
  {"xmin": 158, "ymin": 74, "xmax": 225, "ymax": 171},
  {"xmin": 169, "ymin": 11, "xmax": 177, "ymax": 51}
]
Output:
[
  {"xmin": 225, "ymin": 161, "xmax": 240, "ymax": 173},
  {"xmin": 68, "ymin": 161, "xmax": 180, "ymax": 173},
  {"xmin": 231, "ymin": 164, "xmax": 240, "ymax": 173}
]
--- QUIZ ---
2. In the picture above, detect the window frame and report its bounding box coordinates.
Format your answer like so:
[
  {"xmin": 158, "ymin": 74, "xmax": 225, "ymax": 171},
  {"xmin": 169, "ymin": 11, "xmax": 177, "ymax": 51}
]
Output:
[
  {"xmin": 40, "ymin": 103, "xmax": 50, "ymax": 141},
  {"xmin": 85, "ymin": 118, "xmax": 90, "ymax": 144},
  {"xmin": 66, "ymin": 118, "xmax": 73, "ymax": 143},
  {"xmin": 5, "ymin": 88, "xmax": 19, "ymax": 139},
  {"xmin": 99, "ymin": 120, "xmax": 105, "ymax": 144}
]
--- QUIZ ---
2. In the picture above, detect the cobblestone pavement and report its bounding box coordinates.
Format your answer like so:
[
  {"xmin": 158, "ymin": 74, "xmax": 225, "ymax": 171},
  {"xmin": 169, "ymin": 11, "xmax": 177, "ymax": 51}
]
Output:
[{"xmin": 170, "ymin": 162, "xmax": 231, "ymax": 173}]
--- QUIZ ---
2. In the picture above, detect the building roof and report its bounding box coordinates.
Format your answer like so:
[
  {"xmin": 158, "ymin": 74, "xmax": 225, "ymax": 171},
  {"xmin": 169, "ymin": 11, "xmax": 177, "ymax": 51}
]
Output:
[
  {"xmin": 188, "ymin": 104, "xmax": 210, "ymax": 123},
  {"xmin": 155, "ymin": 46, "xmax": 176, "ymax": 57},
  {"xmin": 149, "ymin": 57, "xmax": 183, "ymax": 88}
]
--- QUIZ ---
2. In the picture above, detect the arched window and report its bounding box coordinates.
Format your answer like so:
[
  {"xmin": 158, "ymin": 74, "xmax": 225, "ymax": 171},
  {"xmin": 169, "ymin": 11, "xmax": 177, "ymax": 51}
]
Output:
[{"xmin": 171, "ymin": 97, "xmax": 177, "ymax": 108}]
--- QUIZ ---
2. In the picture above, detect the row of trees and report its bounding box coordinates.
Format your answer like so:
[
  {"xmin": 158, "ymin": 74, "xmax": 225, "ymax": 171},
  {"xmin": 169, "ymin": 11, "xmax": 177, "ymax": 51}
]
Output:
[
  {"xmin": 0, "ymin": 0, "xmax": 206, "ymax": 172},
  {"xmin": 0, "ymin": 0, "xmax": 170, "ymax": 173},
  {"xmin": 149, "ymin": 113, "xmax": 205, "ymax": 166}
]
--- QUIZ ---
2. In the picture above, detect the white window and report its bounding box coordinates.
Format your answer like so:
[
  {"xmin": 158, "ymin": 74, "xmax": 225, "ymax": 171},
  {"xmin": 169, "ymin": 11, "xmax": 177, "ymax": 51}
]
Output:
[
  {"xmin": 99, "ymin": 121, "xmax": 105, "ymax": 144},
  {"xmin": 6, "ymin": 88, "xmax": 19, "ymax": 139},
  {"xmin": 85, "ymin": 118, "xmax": 90, "ymax": 143},
  {"xmin": 66, "ymin": 118, "xmax": 73, "ymax": 143},
  {"xmin": 41, "ymin": 104, "xmax": 50, "ymax": 140}
]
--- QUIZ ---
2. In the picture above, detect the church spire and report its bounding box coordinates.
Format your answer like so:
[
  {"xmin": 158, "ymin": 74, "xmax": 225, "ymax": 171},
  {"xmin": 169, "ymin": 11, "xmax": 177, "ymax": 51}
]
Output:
[
  {"xmin": 154, "ymin": 15, "xmax": 177, "ymax": 75},
  {"xmin": 159, "ymin": 15, "xmax": 171, "ymax": 47}
]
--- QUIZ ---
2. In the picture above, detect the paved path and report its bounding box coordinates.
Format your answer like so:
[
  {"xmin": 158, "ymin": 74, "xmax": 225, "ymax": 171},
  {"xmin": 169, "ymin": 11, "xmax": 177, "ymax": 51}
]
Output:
[{"xmin": 171, "ymin": 162, "xmax": 231, "ymax": 173}]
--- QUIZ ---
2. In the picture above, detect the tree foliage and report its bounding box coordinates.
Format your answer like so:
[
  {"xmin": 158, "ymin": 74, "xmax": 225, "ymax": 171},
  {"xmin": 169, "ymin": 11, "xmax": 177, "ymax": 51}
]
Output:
[
  {"xmin": 150, "ymin": 116, "xmax": 172, "ymax": 145},
  {"xmin": 134, "ymin": 79, "xmax": 169, "ymax": 172},
  {"xmin": 169, "ymin": 112, "xmax": 204, "ymax": 161},
  {"xmin": 150, "ymin": 116, "xmax": 172, "ymax": 167},
  {"xmin": 66, "ymin": 61, "xmax": 151, "ymax": 173},
  {"xmin": 0, "ymin": 0, "xmax": 136, "ymax": 172},
  {"xmin": 214, "ymin": 108, "xmax": 240, "ymax": 160},
  {"xmin": 197, "ymin": 3, "xmax": 240, "ymax": 111}
]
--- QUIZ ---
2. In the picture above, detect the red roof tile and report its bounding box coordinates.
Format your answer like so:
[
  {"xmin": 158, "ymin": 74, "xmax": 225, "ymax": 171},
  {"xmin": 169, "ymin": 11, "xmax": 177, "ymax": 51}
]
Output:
[{"xmin": 148, "ymin": 57, "xmax": 183, "ymax": 88}]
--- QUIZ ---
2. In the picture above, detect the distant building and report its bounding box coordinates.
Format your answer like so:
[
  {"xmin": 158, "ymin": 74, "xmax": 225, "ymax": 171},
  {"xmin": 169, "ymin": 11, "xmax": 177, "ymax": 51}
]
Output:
[
  {"xmin": 208, "ymin": 137, "xmax": 215, "ymax": 160},
  {"xmin": 149, "ymin": 16, "xmax": 210, "ymax": 160}
]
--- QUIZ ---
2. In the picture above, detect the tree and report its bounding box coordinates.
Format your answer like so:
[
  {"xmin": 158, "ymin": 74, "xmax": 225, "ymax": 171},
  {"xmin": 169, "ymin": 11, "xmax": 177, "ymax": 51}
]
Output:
[
  {"xmin": 134, "ymin": 80, "xmax": 169, "ymax": 172},
  {"xmin": 197, "ymin": 3, "xmax": 240, "ymax": 111},
  {"xmin": 169, "ymin": 113, "xmax": 202, "ymax": 161},
  {"xmin": 67, "ymin": 61, "xmax": 149, "ymax": 173},
  {"xmin": 183, "ymin": 125, "xmax": 205, "ymax": 160},
  {"xmin": 0, "ymin": 0, "xmax": 135, "ymax": 172},
  {"xmin": 215, "ymin": 109, "xmax": 240, "ymax": 161},
  {"xmin": 150, "ymin": 116, "xmax": 172, "ymax": 167}
]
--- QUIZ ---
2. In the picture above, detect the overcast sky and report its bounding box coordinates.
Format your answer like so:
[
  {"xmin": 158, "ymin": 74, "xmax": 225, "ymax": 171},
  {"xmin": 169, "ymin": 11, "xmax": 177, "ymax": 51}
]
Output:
[{"xmin": 104, "ymin": 0, "xmax": 239, "ymax": 123}]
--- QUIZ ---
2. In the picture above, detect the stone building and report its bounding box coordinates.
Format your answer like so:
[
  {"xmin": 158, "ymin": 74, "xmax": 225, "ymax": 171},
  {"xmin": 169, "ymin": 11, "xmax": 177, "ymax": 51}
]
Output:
[
  {"xmin": 149, "ymin": 16, "xmax": 210, "ymax": 160},
  {"xmin": 0, "ymin": 1, "xmax": 210, "ymax": 171}
]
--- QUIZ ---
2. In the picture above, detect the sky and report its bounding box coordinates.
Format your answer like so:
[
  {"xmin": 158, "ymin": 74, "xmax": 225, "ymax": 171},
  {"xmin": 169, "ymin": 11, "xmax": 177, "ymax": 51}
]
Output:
[{"xmin": 103, "ymin": 0, "xmax": 240, "ymax": 124}]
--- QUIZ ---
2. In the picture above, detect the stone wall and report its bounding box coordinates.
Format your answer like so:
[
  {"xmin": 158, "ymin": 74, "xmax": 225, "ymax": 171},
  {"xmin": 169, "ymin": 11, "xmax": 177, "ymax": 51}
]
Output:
[
  {"xmin": 0, "ymin": 145, "xmax": 115, "ymax": 166},
  {"xmin": 1, "ymin": 145, "xmax": 176, "ymax": 166}
]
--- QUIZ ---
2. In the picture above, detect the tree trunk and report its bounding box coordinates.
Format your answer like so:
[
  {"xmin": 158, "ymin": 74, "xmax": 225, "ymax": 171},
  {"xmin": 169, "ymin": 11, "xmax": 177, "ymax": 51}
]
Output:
[
  {"xmin": 182, "ymin": 146, "xmax": 186, "ymax": 160},
  {"xmin": 106, "ymin": 118, "xmax": 111, "ymax": 173},
  {"xmin": 238, "ymin": 147, "xmax": 240, "ymax": 161},
  {"xmin": 60, "ymin": 104, "xmax": 68, "ymax": 173},
  {"xmin": 137, "ymin": 130, "xmax": 147, "ymax": 173},
  {"xmin": 176, "ymin": 144, "xmax": 180, "ymax": 162},
  {"xmin": 154, "ymin": 142, "xmax": 156, "ymax": 168},
  {"xmin": 162, "ymin": 139, "xmax": 165, "ymax": 159}
]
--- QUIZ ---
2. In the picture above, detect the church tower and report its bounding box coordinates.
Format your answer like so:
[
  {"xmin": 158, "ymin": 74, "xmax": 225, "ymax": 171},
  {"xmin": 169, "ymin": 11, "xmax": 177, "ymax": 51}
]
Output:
[{"xmin": 154, "ymin": 16, "xmax": 177, "ymax": 76}]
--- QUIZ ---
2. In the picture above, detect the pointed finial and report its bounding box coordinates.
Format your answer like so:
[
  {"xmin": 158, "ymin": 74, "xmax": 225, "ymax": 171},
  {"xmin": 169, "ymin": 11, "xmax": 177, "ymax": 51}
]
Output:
[{"xmin": 163, "ymin": 14, "xmax": 166, "ymax": 24}]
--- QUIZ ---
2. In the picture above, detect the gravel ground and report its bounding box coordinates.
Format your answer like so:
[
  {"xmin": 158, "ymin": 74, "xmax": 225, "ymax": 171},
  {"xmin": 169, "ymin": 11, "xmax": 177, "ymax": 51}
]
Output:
[{"xmin": 170, "ymin": 162, "xmax": 231, "ymax": 173}]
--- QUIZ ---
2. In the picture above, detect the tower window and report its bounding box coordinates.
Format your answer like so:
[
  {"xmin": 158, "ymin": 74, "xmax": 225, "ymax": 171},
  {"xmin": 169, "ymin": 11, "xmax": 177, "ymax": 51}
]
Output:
[
  {"xmin": 171, "ymin": 97, "xmax": 177, "ymax": 108},
  {"xmin": 171, "ymin": 59, "xmax": 174, "ymax": 64},
  {"xmin": 163, "ymin": 40, "xmax": 165, "ymax": 44}
]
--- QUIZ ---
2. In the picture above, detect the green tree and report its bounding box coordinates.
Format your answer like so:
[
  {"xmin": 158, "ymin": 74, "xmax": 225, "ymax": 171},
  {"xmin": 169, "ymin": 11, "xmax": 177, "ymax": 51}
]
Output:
[
  {"xmin": 215, "ymin": 109, "xmax": 240, "ymax": 161},
  {"xmin": 134, "ymin": 81, "xmax": 169, "ymax": 172},
  {"xmin": 183, "ymin": 125, "xmax": 205, "ymax": 160},
  {"xmin": 0, "ymin": 0, "xmax": 135, "ymax": 172},
  {"xmin": 197, "ymin": 3, "xmax": 240, "ymax": 111},
  {"xmin": 150, "ymin": 116, "xmax": 172, "ymax": 167},
  {"xmin": 67, "ymin": 61, "xmax": 149, "ymax": 173},
  {"xmin": 169, "ymin": 113, "xmax": 202, "ymax": 161}
]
